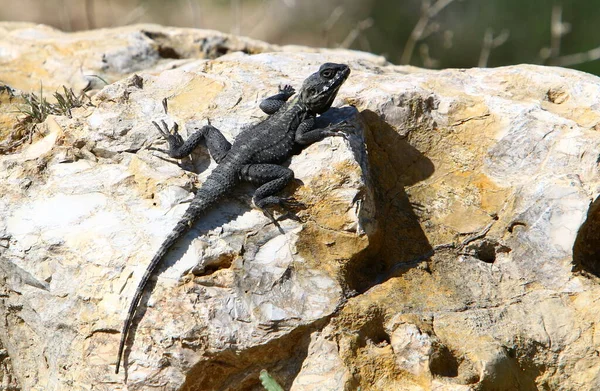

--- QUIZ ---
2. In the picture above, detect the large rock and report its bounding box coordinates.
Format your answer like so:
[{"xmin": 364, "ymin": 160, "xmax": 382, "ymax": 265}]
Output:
[
  {"xmin": 1, "ymin": 23, "xmax": 600, "ymax": 391},
  {"xmin": 295, "ymin": 66, "xmax": 600, "ymax": 390}
]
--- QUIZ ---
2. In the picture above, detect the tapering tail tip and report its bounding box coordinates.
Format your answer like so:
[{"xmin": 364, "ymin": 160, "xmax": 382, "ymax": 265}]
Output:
[
  {"xmin": 115, "ymin": 345, "xmax": 123, "ymax": 374},
  {"xmin": 115, "ymin": 316, "xmax": 129, "ymax": 374}
]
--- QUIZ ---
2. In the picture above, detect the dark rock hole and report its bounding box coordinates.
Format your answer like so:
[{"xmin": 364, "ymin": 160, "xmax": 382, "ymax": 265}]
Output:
[
  {"xmin": 466, "ymin": 239, "xmax": 511, "ymax": 264},
  {"xmin": 157, "ymin": 46, "xmax": 180, "ymax": 59},
  {"xmin": 357, "ymin": 314, "xmax": 391, "ymax": 349},
  {"xmin": 429, "ymin": 344, "xmax": 459, "ymax": 378}
]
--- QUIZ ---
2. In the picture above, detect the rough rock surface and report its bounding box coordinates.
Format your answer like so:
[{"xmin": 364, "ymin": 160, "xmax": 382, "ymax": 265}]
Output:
[
  {"xmin": 1, "ymin": 23, "xmax": 600, "ymax": 391},
  {"xmin": 0, "ymin": 340, "xmax": 19, "ymax": 390},
  {"xmin": 0, "ymin": 22, "xmax": 385, "ymax": 94}
]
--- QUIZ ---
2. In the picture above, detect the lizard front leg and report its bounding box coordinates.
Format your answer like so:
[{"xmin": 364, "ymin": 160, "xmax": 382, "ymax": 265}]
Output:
[
  {"xmin": 151, "ymin": 120, "xmax": 231, "ymax": 162},
  {"xmin": 294, "ymin": 117, "xmax": 354, "ymax": 146},
  {"xmin": 259, "ymin": 84, "xmax": 295, "ymax": 115}
]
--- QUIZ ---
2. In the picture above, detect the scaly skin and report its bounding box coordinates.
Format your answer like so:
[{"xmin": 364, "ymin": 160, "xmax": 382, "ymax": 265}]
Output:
[{"xmin": 115, "ymin": 63, "xmax": 352, "ymax": 374}]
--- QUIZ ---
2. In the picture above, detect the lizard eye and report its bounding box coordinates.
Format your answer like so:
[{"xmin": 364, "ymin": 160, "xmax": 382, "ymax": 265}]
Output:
[{"xmin": 321, "ymin": 69, "xmax": 335, "ymax": 79}]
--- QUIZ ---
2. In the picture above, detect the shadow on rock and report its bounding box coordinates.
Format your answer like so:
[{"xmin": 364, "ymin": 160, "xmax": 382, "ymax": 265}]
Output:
[
  {"xmin": 345, "ymin": 109, "xmax": 435, "ymax": 294},
  {"xmin": 180, "ymin": 323, "xmax": 317, "ymax": 391},
  {"xmin": 573, "ymin": 195, "xmax": 600, "ymax": 277}
]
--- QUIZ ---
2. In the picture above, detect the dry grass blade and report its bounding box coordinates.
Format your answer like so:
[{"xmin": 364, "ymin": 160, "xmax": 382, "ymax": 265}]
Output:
[{"xmin": 1, "ymin": 85, "xmax": 88, "ymax": 154}]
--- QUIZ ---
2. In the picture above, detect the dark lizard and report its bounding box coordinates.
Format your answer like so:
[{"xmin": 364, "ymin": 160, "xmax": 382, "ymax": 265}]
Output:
[{"xmin": 115, "ymin": 62, "xmax": 351, "ymax": 374}]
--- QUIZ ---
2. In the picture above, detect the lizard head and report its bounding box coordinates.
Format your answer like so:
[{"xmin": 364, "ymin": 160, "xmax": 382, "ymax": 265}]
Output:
[{"xmin": 300, "ymin": 63, "xmax": 350, "ymax": 114}]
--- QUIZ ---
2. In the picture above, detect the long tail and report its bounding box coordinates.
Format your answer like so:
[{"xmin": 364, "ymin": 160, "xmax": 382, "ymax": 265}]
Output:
[
  {"xmin": 115, "ymin": 172, "xmax": 232, "ymax": 373},
  {"xmin": 114, "ymin": 218, "xmax": 188, "ymax": 373}
]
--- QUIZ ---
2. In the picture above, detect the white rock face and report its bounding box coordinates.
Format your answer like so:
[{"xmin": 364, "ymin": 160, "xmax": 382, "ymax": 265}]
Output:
[{"xmin": 1, "ymin": 23, "xmax": 600, "ymax": 391}]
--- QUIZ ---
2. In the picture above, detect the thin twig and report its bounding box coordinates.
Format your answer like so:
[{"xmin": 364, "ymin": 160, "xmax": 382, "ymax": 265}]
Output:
[
  {"xmin": 478, "ymin": 28, "xmax": 510, "ymax": 67},
  {"xmin": 339, "ymin": 18, "xmax": 373, "ymax": 49},
  {"xmin": 85, "ymin": 0, "xmax": 96, "ymax": 29},
  {"xmin": 428, "ymin": 0, "xmax": 456, "ymax": 18},
  {"xmin": 114, "ymin": 6, "xmax": 146, "ymax": 27},
  {"xmin": 419, "ymin": 44, "xmax": 439, "ymax": 68},
  {"xmin": 538, "ymin": 4, "xmax": 599, "ymax": 67},
  {"xmin": 401, "ymin": 10, "xmax": 429, "ymax": 65},
  {"xmin": 231, "ymin": 0, "xmax": 241, "ymax": 36},
  {"xmin": 359, "ymin": 34, "xmax": 372, "ymax": 52},
  {"xmin": 323, "ymin": 6, "xmax": 344, "ymax": 47},
  {"xmin": 540, "ymin": 4, "xmax": 570, "ymax": 63},
  {"xmin": 401, "ymin": 0, "xmax": 457, "ymax": 65},
  {"xmin": 549, "ymin": 46, "xmax": 600, "ymax": 67},
  {"xmin": 324, "ymin": 6, "xmax": 344, "ymax": 31},
  {"xmin": 59, "ymin": 0, "xmax": 72, "ymax": 31},
  {"xmin": 550, "ymin": 4, "xmax": 568, "ymax": 58},
  {"xmin": 460, "ymin": 217, "xmax": 497, "ymax": 247},
  {"xmin": 187, "ymin": 0, "xmax": 201, "ymax": 28}
]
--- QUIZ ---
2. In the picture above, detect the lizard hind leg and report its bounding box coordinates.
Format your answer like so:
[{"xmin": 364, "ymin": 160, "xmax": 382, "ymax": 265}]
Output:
[
  {"xmin": 150, "ymin": 119, "xmax": 232, "ymax": 161},
  {"xmin": 240, "ymin": 164, "xmax": 305, "ymax": 217},
  {"xmin": 185, "ymin": 120, "xmax": 231, "ymax": 163}
]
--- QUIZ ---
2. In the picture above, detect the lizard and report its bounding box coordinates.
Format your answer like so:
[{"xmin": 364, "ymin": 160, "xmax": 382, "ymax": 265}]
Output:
[{"xmin": 115, "ymin": 62, "xmax": 352, "ymax": 374}]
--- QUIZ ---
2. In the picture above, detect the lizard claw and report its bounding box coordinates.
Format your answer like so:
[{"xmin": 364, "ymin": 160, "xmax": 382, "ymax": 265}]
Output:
[
  {"xmin": 147, "ymin": 146, "xmax": 170, "ymax": 154},
  {"xmin": 152, "ymin": 120, "xmax": 184, "ymax": 155},
  {"xmin": 320, "ymin": 120, "xmax": 355, "ymax": 141},
  {"xmin": 152, "ymin": 120, "xmax": 167, "ymax": 137},
  {"xmin": 279, "ymin": 84, "xmax": 296, "ymax": 98},
  {"xmin": 278, "ymin": 197, "xmax": 306, "ymax": 210},
  {"xmin": 255, "ymin": 196, "xmax": 306, "ymax": 224},
  {"xmin": 410, "ymin": 201, "xmax": 426, "ymax": 212},
  {"xmin": 331, "ymin": 120, "xmax": 356, "ymax": 140},
  {"xmin": 259, "ymin": 206, "xmax": 280, "ymax": 227},
  {"xmin": 333, "ymin": 120, "xmax": 354, "ymax": 131},
  {"xmin": 257, "ymin": 197, "xmax": 306, "ymax": 227}
]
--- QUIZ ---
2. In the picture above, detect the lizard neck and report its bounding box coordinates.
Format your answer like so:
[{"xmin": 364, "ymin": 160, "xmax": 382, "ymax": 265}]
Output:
[
  {"xmin": 279, "ymin": 95, "xmax": 313, "ymax": 125},
  {"xmin": 285, "ymin": 95, "xmax": 309, "ymax": 115}
]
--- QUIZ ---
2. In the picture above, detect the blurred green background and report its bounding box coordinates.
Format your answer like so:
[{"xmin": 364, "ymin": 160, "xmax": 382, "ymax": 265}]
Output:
[{"xmin": 2, "ymin": 0, "xmax": 600, "ymax": 75}]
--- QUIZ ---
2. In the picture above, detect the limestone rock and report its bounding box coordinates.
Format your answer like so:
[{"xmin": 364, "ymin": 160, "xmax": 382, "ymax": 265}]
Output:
[
  {"xmin": 0, "ymin": 22, "xmax": 385, "ymax": 95},
  {"xmin": 1, "ymin": 23, "xmax": 600, "ymax": 391},
  {"xmin": 295, "ymin": 65, "xmax": 600, "ymax": 390}
]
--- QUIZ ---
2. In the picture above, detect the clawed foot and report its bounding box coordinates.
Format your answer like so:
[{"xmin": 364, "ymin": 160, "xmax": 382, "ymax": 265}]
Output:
[
  {"xmin": 279, "ymin": 84, "xmax": 295, "ymax": 99},
  {"xmin": 278, "ymin": 196, "xmax": 305, "ymax": 210},
  {"xmin": 150, "ymin": 120, "xmax": 184, "ymax": 157},
  {"xmin": 324, "ymin": 120, "xmax": 355, "ymax": 140},
  {"xmin": 258, "ymin": 197, "xmax": 306, "ymax": 212},
  {"xmin": 256, "ymin": 196, "xmax": 306, "ymax": 224}
]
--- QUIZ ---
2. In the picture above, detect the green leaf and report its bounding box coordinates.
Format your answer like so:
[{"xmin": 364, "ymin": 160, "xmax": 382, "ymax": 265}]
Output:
[{"xmin": 259, "ymin": 369, "xmax": 284, "ymax": 391}]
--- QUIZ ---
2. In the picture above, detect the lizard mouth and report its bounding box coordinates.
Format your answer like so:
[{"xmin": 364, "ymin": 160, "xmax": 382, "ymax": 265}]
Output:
[{"xmin": 322, "ymin": 66, "xmax": 350, "ymax": 95}]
